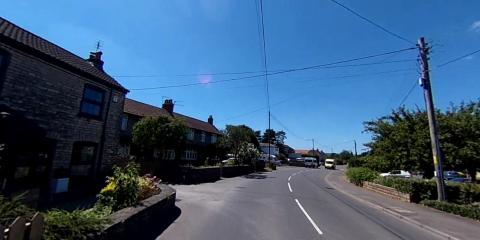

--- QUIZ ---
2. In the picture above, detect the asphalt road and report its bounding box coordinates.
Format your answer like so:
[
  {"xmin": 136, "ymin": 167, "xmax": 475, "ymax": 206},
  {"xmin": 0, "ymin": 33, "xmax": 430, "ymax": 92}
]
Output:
[{"xmin": 157, "ymin": 167, "xmax": 443, "ymax": 240}]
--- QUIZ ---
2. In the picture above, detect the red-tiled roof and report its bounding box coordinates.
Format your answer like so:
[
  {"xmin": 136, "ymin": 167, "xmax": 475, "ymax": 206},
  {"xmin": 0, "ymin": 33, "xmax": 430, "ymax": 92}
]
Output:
[
  {"xmin": 124, "ymin": 98, "xmax": 221, "ymax": 134},
  {"xmin": 295, "ymin": 149, "xmax": 311, "ymax": 155},
  {"xmin": 0, "ymin": 17, "xmax": 127, "ymax": 92}
]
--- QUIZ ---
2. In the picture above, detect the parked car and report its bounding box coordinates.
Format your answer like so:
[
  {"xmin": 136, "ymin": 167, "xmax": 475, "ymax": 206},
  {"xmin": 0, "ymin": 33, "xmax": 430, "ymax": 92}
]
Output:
[
  {"xmin": 380, "ymin": 170, "xmax": 411, "ymax": 178},
  {"xmin": 304, "ymin": 157, "xmax": 318, "ymax": 168},
  {"xmin": 274, "ymin": 160, "xmax": 282, "ymax": 166},
  {"xmin": 443, "ymin": 171, "xmax": 467, "ymax": 182},
  {"xmin": 324, "ymin": 159, "xmax": 336, "ymax": 170},
  {"xmin": 222, "ymin": 158, "xmax": 236, "ymax": 165}
]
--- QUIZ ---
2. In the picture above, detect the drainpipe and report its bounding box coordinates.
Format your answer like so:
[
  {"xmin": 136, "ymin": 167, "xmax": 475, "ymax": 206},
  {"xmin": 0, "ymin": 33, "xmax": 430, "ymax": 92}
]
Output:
[{"xmin": 95, "ymin": 89, "xmax": 113, "ymax": 180}]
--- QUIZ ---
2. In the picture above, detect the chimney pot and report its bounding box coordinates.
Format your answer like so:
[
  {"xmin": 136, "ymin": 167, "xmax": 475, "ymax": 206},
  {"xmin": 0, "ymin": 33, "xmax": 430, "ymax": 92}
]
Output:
[
  {"xmin": 162, "ymin": 99, "xmax": 174, "ymax": 114},
  {"xmin": 87, "ymin": 51, "xmax": 104, "ymax": 71},
  {"xmin": 208, "ymin": 115, "xmax": 213, "ymax": 125}
]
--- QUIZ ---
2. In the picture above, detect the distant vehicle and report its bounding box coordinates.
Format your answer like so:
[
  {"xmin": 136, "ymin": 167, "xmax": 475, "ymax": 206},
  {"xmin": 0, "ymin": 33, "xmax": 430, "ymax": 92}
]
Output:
[
  {"xmin": 304, "ymin": 157, "xmax": 318, "ymax": 168},
  {"xmin": 380, "ymin": 170, "xmax": 411, "ymax": 178},
  {"xmin": 325, "ymin": 159, "xmax": 336, "ymax": 170},
  {"xmin": 274, "ymin": 160, "xmax": 282, "ymax": 166},
  {"xmin": 222, "ymin": 158, "xmax": 236, "ymax": 165},
  {"xmin": 443, "ymin": 171, "xmax": 467, "ymax": 182}
]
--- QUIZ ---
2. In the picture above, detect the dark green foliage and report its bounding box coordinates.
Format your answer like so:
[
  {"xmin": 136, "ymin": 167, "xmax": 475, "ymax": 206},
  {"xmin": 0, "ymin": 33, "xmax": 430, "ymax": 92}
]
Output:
[
  {"xmin": 345, "ymin": 167, "xmax": 377, "ymax": 186},
  {"xmin": 421, "ymin": 200, "xmax": 480, "ymax": 220},
  {"xmin": 374, "ymin": 177, "xmax": 480, "ymax": 203},
  {"xmin": 0, "ymin": 194, "xmax": 35, "ymax": 226},
  {"xmin": 363, "ymin": 101, "xmax": 480, "ymax": 181},
  {"xmin": 132, "ymin": 116, "xmax": 187, "ymax": 159},
  {"xmin": 43, "ymin": 208, "xmax": 110, "ymax": 240},
  {"xmin": 218, "ymin": 125, "xmax": 260, "ymax": 160},
  {"xmin": 98, "ymin": 162, "xmax": 140, "ymax": 211}
]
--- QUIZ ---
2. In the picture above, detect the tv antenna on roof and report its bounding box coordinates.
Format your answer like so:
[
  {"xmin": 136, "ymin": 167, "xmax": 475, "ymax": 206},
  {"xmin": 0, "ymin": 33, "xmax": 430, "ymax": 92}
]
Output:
[{"xmin": 95, "ymin": 41, "xmax": 103, "ymax": 52}]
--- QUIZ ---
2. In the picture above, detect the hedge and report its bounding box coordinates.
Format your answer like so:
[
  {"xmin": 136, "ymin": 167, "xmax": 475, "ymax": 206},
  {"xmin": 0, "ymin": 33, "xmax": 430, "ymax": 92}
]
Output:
[
  {"xmin": 421, "ymin": 200, "xmax": 480, "ymax": 221},
  {"xmin": 346, "ymin": 167, "xmax": 377, "ymax": 186},
  {"xmin": 374, "ymin": 177, "xmax": 480, "ymax": 204}
]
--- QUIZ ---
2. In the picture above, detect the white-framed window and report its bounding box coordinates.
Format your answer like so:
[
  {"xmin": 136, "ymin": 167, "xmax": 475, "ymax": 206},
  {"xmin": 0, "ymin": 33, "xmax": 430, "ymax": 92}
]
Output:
[
  {"xmin": 211, "ymin": 134, "xmax": 217, "ymax": 143},
  {"xmin": 201, "ymin": 132, "xmax": 206, "ymax": 142},
  {"xmin": 183, "ymin": 150, "xmax": 197, "ymax": 160},
  {"xmin": 121, "ymin": 115, "xmax": 128, "ymax": 131},
  {"xmin": 187, "ymin": 128, "xmax": 194, "ymax": 140}
]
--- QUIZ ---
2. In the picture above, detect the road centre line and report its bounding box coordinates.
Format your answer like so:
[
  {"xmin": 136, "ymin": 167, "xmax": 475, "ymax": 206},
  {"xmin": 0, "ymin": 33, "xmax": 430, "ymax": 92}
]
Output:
[
  {"xmin": 288, "ymin": 176, "xmax": 291, "ymax": 181},
  {"xmin": 294, "ymin": 198, "xmax": 324, "ymax": 235},
  {"xmin": 288, "ymin": 182, "xmax": 293, "ymax": 192}
]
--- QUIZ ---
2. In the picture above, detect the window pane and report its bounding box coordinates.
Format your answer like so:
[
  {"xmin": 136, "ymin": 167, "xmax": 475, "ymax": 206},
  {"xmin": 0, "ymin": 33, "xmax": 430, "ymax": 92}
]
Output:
[
  {"xmin": 84, "ymin": 87, "xmax": 104, "ymax": 103},
  {"xmin": 81, "ymin": 102, "xmax": 101, "ymax": 116},
  {"xmin": 121, "ymin": 115, "xmax": 128, "ymax": 130},
  {"xmin": 72, "ymin": 143, "xmax": 97, "ymax": 164}
]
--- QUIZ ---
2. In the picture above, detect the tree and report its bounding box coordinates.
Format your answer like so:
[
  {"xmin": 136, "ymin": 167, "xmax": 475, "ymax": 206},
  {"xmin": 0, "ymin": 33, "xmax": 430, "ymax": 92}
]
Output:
[
  {"xmin": 237, "ymin": 142, "xmax": 260, "ymax": 165},
  {"xmin": 218, "ymin": 125, "xmax": 259, "ymax": 160},
  {"xmin": 261, "ymin": 129, "xmax": 276, "ymax": 144},
  {"xmin": 275, "ymin": 131, "xmax": 287, "ymax": 145},
  {"xmin": 132, "ymin": 116, "xmax": 188, "ymax": 160},
  {"xmin": 363, "ymin": 101, "xmax": 480, "ymax": 181}
]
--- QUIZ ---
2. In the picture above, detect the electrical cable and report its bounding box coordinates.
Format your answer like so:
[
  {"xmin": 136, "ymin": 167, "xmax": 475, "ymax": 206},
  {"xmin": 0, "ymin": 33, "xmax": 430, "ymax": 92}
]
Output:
[
  {"xmin": 129, "ymin": 47, "xmax": 415, "ymax": 90},
  {"xmin": 437, "ymin": 48, "xmax": 480, "ymax": 68},
  {"xmin": 326, "ymin": 0, "xmax": 415, "ymax": 45}
]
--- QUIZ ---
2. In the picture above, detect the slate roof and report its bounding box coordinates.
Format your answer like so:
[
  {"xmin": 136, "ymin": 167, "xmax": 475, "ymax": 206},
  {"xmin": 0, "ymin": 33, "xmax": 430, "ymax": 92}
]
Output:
[
  {"xmin": 124, "ymin": 98, "xmax": 221, "ymax": 135},
  {"xmin": 0, "ymin": 17, "xmax": 127, "ymax": 92}
]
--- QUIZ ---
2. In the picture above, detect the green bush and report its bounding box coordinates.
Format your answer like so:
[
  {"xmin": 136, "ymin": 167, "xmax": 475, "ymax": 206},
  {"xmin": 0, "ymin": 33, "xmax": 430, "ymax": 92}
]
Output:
[
  {"xmin": 374, "ymin": 177, "xmax": 480, "ymax": 204},
  {"xmin": 98, "ymin": 162, "xmax": 140, "ymax": 211},
  {"xmin": 346, "ymin": 167, "xmax": 377, "ymax": 186},
  {"xmin": 421, "ymin": 200, "xmax": 480, "ymax": 221},
  {"xmin": 0, "ymin": 194, "xmax": 35, "ymax": 226},
  {"xmin": 44, "ymin": 208, "xmax": 110, "ymax": 240}
]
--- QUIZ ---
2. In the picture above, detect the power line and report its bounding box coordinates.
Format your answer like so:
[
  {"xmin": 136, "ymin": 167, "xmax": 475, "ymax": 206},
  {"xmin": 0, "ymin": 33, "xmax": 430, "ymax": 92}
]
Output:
[
  {"xmin": 326, "ymin": 0, "xmax": 415, "ymax": 45},
  {"xmin": 270, "ymin": 113, "xmax": 306, "ymax": 140},
  {"xmin": 398, "ymin": 79, "xmax": 418, "ymax": 107},
  {"xmin": 129, "ymin": 47, "xmax": 415, "ymax": 90},
  {"xmin": 437, "ymin": 48, "xmax": 480, "ymax": 68},
  {"xmin": 114, "ymin": 59, "xmax": 414, "ymax": 80},
  {"xmin": 217, "ymin": 67, "xmax": 416, "ymax": 122},
  {"xmin": 259, "ymin": 0, "xmax": 271, "ymax": 112},
  {"xmin": 112, "ymin": 70, "xmax": 262, "ymax": 78}
]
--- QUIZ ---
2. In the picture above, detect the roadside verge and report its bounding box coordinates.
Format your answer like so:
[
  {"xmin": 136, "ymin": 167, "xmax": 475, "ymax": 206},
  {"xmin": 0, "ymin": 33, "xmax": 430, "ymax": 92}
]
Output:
[{"xmin": 325, "ymin": 170, "xmax": 480, "ymax": 240}]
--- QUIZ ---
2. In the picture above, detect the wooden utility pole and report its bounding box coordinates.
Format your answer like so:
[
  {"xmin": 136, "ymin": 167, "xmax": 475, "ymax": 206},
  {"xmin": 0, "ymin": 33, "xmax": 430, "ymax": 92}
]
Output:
[
  {"xmin": 354, "ymin": 140, "xmax": 357, "ymax": 159},
  {"xmin": 418, "ymin": 37, "xmax": 446, "ymax": 201}
]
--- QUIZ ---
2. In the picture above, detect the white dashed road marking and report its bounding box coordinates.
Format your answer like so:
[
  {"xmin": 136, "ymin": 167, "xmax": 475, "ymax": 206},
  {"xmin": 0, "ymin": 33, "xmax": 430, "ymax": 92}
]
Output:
[
  {"xmin": 288, "ymin": 182, "xmax": 293, "ymax": 192},
  {"xmin": 295, "ymin": 198, "xmax": 324, "ymax": 235}
]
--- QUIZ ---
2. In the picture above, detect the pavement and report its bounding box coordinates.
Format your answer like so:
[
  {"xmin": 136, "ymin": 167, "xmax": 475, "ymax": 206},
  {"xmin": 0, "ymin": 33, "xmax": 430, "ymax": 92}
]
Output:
[{"xmin": 155, "ymin": 166, "xmax": 480, "ymax": 240}]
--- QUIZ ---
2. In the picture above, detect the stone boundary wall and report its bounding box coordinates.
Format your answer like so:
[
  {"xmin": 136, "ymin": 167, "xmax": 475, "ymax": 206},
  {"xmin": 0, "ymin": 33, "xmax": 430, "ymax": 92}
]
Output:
[{"xmin": 363, "ymin": 181, "xmax": 410, "ymax": 202}]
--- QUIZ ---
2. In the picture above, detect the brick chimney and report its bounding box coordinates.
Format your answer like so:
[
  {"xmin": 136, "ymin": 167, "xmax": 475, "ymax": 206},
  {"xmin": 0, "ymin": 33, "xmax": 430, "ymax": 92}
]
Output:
[
  {"xmin": 87, "ymin": 51, "xmax": 104, "ymax": 71},
  {"xmin": 208, "ymin": 115, "xmax": 213, "ymax": 125},
  {"xmin": 162, "ymin": 99, "xmax": 174, "ymax": 114}
]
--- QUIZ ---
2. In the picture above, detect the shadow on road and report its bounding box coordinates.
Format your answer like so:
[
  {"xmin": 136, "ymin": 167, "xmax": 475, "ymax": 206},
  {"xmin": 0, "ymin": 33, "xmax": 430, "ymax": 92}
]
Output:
[
  {"xmin": 136, "ymin": 205, "xmax": 181, "ymax": 239},
  {"xmin": 242, "ymin": 172, "xmax": 274, "ymax": 179}
]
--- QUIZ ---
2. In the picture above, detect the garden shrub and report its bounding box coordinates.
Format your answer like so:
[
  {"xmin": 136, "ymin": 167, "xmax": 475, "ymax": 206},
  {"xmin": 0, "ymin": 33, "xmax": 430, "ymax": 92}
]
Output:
[
  {"xmin": 421, "ymin": 200, "xmax": 480, "ymax": 221},
  {"xmin": 0, "ymin": 194, "xmax": 35, "ymax": 226},
  {"xmin": 138, "ymin": 174, "xmax": 161, "ymax": 201},
  {"xmin": 374, "ymin": 177, "xmax": 480, "ymax": 204},
  {"xmin": 98, "ymin": 162, "xmax": 140, "ymax": 211},
  {"xmin": 346, "ymin": 167, "xmax": 377, "ymax": 186},
  {"xmin": 43, "ymin": 208, "xmax": 110, "ymax": 240}
]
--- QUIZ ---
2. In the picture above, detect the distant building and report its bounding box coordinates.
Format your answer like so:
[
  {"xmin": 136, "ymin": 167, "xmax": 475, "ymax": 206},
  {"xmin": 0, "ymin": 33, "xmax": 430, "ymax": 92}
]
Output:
[
  {"xmin": 289, "ymin": 149, "xmax": 324, "ymax": 160},
  {"xmin": 121, "ymin": 98, "xmax": 221, "ymax": 162},
  {"xmin": 260, "ymin": 143, "xmax": 279, "ymax": 156},
  {"xmin": 0, "ymin": 17, "xmax": 128, "ymax": 204}
]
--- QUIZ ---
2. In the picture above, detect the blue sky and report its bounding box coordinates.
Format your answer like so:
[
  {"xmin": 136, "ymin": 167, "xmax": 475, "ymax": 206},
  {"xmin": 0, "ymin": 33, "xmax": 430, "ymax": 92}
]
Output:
[{"xmin": 2, "ymin": 0, "xmax": 479, "ymax": 152}]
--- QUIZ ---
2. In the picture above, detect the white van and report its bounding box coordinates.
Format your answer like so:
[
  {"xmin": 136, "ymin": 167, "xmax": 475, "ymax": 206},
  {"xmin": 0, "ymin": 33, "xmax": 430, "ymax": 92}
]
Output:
[
  {"xmin": 325, "ymin": 159, "xmax": 336, "ymax": 169},
  {"xmin": 304, "ymin": 157, "xmax": 318, "ymax": 168}
]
